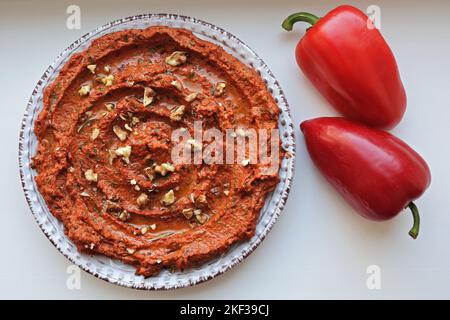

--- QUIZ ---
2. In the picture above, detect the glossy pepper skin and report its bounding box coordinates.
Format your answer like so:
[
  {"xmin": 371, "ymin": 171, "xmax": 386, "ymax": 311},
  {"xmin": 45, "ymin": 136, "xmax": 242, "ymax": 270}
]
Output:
[
  {"xmin": 301, "ymin": 117, "xmax": 431, "ymax": 239},
  {"xmin": 282, "ymin": 5, "xmax": 407, "ymax": 129}
]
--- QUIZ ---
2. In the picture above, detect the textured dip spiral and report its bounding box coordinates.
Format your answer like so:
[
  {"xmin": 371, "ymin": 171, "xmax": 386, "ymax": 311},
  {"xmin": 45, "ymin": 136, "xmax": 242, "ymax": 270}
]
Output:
[{"xmin": 33, "ymin": 26, "xmax": 281, "ymax": 276}]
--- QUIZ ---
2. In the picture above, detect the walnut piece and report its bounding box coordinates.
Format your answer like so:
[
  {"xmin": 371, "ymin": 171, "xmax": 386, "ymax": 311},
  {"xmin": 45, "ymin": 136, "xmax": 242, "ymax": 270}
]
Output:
[
  {"xmin": 118, "ymin": 210, "xmax": 130, "ymax": 221},
  {"xmin": 170, "ymin": 105, "xmax": 185, "ymax": 121},
  {"xmin": 182, "ymin": 208, "xmax": 193, "ymax": 219},
  {"xmin": 87, "ymin": 64, "xmax": 96, "ymax": 74},
  {"xmin": 143, "ymin": 167, "xmax": 154, "ymax": 181},
  {"xmin": 137, "ymin": 193, "xmax": 149, "ymax": 207},
  {"xmin": 143, "ymin": 87, "xmax": 155, "ymax": 107},
  {"xmin": 101, "ymin": 74, "xmax": 114, "ymax": 86},
  {"xmin": 78, "ymin": 84, "xmax": 91, "ymax": 96},
  {"xmin": 105, "ymin": 103, "xmax": 115, "ymax": 111},
  {"xmin": 84, "ymin": 169, "xmax": 98, "ymax": 182},
  {"xmin": 171, "ymin": 80, "xmax": 183, "ymax": 91},
  {"xmin": 161, "ymin": 189, "xmax": 175, "ymax": 206},
  {"xmin": 165, "ymin": 51, "xmax": 187, "ymax": 66},
  {"xmin": 196, "ymin": 194, "xmax": 207, "ymax": 203},
  {"xmin": 194, "ymin": 209, "xmax": 209, "ymax": 224},
  {"xmin": 154, "ymin": 163, "xmax": 175, "ymax": 176},
  {"xmin": 115, "ymin": 145, "xmax": 132, "ymax": 163},
  {"xmin": 113, "ymin": 125, "xmax": 128, "ymax": 141},
  {"xmin": 90, "ymin": 128, "xmax": 100, "ymax": 140},
  {"xmin": 214, "ymin": 82, "xmax": 226, "ymax": 96}
]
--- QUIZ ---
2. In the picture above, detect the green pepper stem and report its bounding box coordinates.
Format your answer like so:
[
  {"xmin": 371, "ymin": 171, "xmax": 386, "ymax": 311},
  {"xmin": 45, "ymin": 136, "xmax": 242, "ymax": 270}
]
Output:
[
  {"xmin": 282, "ymin": 12, "xmax": 320, "ymax": 31},
  {"xmin": 408, "ymin": 202, "xmax": 420, "ymax": 239}
]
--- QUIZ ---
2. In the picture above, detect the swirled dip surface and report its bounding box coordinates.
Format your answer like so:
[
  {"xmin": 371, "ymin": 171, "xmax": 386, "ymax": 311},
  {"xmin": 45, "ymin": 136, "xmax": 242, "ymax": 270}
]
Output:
[{"xmin": 33, "ymin": 26, "xmax": 281, "ymax": 276}]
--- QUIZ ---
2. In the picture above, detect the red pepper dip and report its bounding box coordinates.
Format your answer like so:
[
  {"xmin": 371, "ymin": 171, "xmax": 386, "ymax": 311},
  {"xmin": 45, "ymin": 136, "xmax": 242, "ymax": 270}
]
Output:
[{"xmin": 33, "ymin": 26, "xmax": 282, "ymax": 277}]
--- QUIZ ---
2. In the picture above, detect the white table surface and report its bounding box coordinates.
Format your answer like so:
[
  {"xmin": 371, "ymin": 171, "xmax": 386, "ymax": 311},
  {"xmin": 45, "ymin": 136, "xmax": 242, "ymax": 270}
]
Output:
[{"xmin": 1, "ymin": 0, "xmax": 450, "ymax": 299}]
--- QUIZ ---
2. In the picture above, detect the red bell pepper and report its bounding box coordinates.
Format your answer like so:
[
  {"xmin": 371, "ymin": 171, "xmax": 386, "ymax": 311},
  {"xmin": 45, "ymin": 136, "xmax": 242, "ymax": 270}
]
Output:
[
  {"xmin": 300, "ymin": 117, "xmax": 431, "ymax": 239},
  {"xmin": 282, "ymin": 5, "xmax": 407, "ymax": 129}
]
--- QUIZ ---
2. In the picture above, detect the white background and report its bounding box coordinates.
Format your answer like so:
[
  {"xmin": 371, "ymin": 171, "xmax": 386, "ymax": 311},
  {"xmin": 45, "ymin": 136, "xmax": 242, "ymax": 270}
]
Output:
[{"xmin": 1, "ymin": 0, "xmax": 450, "ymax": 299}]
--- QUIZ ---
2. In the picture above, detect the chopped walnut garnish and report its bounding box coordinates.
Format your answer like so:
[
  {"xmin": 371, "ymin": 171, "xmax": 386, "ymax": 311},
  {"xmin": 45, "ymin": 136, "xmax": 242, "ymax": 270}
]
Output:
[
  {"xmin": 185, "ymin": 92, "xmax": 198, "ymax": 102},
  {"xmin": 131, "ymin": 116, "xmax": 140, "ymax": 125},
  {"xmin": 223, "ymin": 190, "xmax": 230, "ymax": 196},
  {"xmin": 170, "ymin": 105, "xmax": 185, "ymax": 121},
  {"xmin": 182, "ymin": 208, "xmax": 193, "ymax": 219},
  {"xmin": 126, "ymin": 80, "xmax": 135, "ymax": 86},
  {"xmin": 143, "ymin": 167, "xmax": 154, "ymax": 181},
  {"xmin": 154, "ymin": 163, "xmax": 175, "ymax": 176},
  {"xmin": 124, "ymin": 123, "xmax": 132, "ymax": 131},
  {"xmin": 104, "ymin": 200, "xmax": 121, "ymax": 212},
  {"xmin": 196, "ymin": 194, "xmax": 207, "ymax": 203},
  {"xmin": 104, "ymin": 65, "xmax": 111, "ymax": 73},
  {"xmin": 154, "ymin": 164, "xmax": 164, "ymax": 176},
  {"xmin": 130, "ymin": 179, "xmax": 137, "ymax": 185},
  {"xmin": 115, "ymin": 145, "xmax": 131, "ymax": 163},
  {"xmin": 194, "ymin": 209, "xmax": 209, "ymax": 224},
  {"xmin": 161, "ymin": 189, "xmax": 175, "ymax": 206},
  {"xmin": 171, "ymin": 80, "xmax": 183, "ymax": 91},
  {"xmin": 140, "ymin": 226, "xmax": 149, "ymax": 235},
  {"xmin": 101, "ymin": 74, "xmax": 114, "ymax": 86},
  {"xmin": 143, "ymin": 87, "xmax": 155, "ymax": 107},
  {"xmin": 68, "ymin": 166, "xmax": 75, "ymax": 173},
  {"xmin": 126, "ymin": 247, "xmax": 135, "ymax": 254},
  {"xmin": 105, "ymin": 103, "xmax": 115, "ymax": 111},
  {"xmin": 108, "ymin": 149, "xmax": 117, "ymax": 164},
  {"xmin": 165, "ymin": 51, "xmax": 187, "ymax": 66},
  {"xmin": 84, "ymin": 169, "xmax": 98, "ymax": 182},
  {"xmin": 118, "ymin": 210, "xmax": 130, "ymax": 221},
  {"xmin": 80, "ymin": 191, "xmax": 90, "ymax": 197},
  {"xmin": 214, "ymin": 82, "xmax": 226, "ymax": 96},
  {"xmin": 113, "ymin": 125, "xmax": 128, "ymax": 141},
  {"xmin": 162, "ymin": 163, "xmax": 175, "ymax": 172},
  {"xmin": 150, "ymin": 224, "xmax": 156, "ymax": 230},
  {"xmin": 90, "ymin": 128, "xmax": 100, "ymax": 140},
  {"xmin": 87, "ymin": 64, "xmax": 96, "ymax": 74},
  {"xmin": 242, "ymin": 158, "xmax": 250, "ymax": 166},
  {"xmin": 137, "ymin": 193, "xmax": 149, "ymax": 207},
  {"xmin": 78, "ymin": 84, "xmax": 91, "ymax": 96}
]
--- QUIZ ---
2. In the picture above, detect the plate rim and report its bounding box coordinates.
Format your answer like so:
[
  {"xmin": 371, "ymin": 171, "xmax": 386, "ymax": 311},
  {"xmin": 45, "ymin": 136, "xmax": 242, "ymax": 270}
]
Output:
[{"xmin": 18, "ymin": 13, "xmax": 296, "ymax": 290}]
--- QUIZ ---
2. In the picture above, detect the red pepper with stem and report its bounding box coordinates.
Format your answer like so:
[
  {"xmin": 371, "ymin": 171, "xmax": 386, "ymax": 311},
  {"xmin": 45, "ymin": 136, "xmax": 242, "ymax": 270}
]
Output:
[
  {"xmin": 300, "ymin": 117, "xmax": 431, "ymax": 239},
  {"xmin": 282, "ymin": 5, "xmax": 406, "ymax": 129}
]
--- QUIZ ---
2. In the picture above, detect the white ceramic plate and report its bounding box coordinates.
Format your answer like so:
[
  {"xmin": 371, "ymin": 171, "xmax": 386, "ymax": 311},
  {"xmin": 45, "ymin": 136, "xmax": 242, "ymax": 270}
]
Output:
[{"xmin": 18, "ymin": 13, "xmax": 295, "ymax": 290}]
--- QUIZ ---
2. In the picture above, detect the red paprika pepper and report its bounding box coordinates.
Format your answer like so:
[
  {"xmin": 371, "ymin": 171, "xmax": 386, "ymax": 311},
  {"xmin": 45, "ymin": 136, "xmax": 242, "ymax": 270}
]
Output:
[
  {"xmin": 300, "ymin": 117, "xmax": 431, "ymax": 239},
  {"xmin": 283, "ymin": 5, "xmax": 407, "ymax": 129}
]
